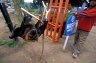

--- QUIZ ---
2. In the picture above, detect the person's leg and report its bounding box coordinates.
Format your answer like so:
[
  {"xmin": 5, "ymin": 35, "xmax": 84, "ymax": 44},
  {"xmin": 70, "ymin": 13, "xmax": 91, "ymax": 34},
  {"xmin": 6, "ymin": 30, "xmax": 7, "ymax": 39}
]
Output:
[
  {"xmin": 72, "ymin": 29, "xmax": 89, "ymax": 58},
  {"xmin": 60, "ymin": 22, "xmax": 66, "ymax": 38}
]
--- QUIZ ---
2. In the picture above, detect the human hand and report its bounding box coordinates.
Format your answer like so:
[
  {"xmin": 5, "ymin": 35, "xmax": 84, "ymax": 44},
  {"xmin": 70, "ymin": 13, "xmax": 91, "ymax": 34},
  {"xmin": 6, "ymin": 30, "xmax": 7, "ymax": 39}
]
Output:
[{"xmin": 71, "ymin": 12, "xmax": 77, "ymax": 15}]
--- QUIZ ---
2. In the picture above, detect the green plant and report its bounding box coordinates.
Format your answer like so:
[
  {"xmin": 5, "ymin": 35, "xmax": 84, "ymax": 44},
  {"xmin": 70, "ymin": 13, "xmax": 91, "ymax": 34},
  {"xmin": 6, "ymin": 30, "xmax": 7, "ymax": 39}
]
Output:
[{"xmin": 0, "ymin": 39, "xmax": 26, "ymax": 48}]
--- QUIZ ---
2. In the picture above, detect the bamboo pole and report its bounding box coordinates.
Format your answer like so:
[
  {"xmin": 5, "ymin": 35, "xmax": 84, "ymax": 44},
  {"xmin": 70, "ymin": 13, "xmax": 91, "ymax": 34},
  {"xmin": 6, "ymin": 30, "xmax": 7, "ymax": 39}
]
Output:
[{"xmin": 21, "ymin": 7, "xmax": 40, "ymax": 20}]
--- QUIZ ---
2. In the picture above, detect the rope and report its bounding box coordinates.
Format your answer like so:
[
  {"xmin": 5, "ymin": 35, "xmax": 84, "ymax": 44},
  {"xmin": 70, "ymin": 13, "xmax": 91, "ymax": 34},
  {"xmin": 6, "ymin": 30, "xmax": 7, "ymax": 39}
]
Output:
[
  {"xmin": 39, "ymin": 33, "xmax": 45, "ymax": 61},
  {"xmin": 39, "ymin": 1, "xmax": 47, "ymax": 60}
]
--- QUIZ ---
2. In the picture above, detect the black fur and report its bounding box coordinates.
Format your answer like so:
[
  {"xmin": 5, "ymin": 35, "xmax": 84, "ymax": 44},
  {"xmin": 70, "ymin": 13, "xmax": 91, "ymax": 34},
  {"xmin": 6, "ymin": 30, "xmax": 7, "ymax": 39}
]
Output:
[{"xmin": 9, "ymin": 14, "xmax": 48, "ymax": 40}]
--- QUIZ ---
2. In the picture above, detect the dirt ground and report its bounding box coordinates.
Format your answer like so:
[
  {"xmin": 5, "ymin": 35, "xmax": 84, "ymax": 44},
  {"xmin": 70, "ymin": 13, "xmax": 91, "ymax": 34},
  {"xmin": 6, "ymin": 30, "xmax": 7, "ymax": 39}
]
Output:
[{"xmin": 0, "ymin": 11, "xmax": 96, "ymax": 63}]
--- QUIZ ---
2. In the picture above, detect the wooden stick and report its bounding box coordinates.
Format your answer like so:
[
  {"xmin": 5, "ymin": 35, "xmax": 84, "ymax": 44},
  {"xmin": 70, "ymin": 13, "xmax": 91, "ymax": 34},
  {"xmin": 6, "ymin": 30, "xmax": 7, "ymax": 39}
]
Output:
[
  {"xmin": 21, "ymin": 7, "xmax": 40, "ymax": 20},
  {"xmin": 42, "ymin": 1, "xmax": 47, "ymax": 9}
]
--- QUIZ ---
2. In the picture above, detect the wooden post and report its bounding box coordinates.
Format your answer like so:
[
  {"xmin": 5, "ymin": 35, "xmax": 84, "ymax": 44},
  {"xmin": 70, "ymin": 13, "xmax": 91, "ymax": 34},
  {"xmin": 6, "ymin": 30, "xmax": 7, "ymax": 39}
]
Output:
[
  {"xmin": 57, "ymin": 0, "xmax": 69, "ymax": 41},
  {"xmin": 50, "ymin": 0, "xmax": 58, "ymax": 37},
  {"xmin": 0, "ymin": 3, "xmax": 13, "ymax": 32},
  {"xmin": 52, "ymin": 0, "xmax": 63, "ymax": 42},
  {"xmin": 46, "ymin": 0, "xmax": 53, "ymax": 36}
]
